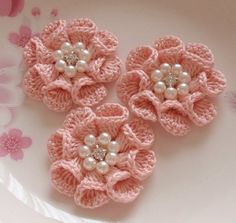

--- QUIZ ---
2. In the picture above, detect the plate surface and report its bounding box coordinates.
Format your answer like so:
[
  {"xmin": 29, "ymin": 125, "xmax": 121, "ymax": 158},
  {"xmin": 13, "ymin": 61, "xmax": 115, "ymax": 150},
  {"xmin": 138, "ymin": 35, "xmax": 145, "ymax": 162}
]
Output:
[{"xmin": 0, "ymin": 0, "xmax": 236, "ymax": 222}]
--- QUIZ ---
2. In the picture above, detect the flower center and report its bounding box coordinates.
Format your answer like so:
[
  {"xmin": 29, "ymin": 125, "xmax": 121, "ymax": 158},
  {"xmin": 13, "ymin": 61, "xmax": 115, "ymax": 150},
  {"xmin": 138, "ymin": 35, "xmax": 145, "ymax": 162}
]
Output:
[
  {"xmin": 78, "ymin": 132, "xmax": 120, "ymax": 175},
  {"xmin": 4, "ymin": 136, "xmax": 20, "ymax": 152},
  {"xmin": 151, "ymin": 63, "xmax": 191, "ymax": 100}
]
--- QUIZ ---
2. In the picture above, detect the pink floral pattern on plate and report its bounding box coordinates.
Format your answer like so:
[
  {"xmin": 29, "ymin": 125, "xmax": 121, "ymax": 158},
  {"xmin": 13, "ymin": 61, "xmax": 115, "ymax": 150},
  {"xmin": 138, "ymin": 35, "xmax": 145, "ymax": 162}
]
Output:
[{"xmin": 0, "ymin": 0, "xmax": 24, "ymax": 17}]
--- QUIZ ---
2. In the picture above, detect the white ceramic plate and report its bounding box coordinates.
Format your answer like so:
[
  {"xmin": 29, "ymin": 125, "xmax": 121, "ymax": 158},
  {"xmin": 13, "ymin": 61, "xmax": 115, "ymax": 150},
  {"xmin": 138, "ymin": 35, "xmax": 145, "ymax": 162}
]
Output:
[{"xmin": 0, "ymin": 0, "xmax": 236, "ymax": 222}]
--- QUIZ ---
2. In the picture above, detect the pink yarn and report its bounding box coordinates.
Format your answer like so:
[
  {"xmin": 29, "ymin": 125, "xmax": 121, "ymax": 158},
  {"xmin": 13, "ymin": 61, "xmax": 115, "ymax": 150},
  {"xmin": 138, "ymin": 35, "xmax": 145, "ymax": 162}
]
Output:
[
  {"xmin": 23, "ymin": 19, "xmax": 121, "ymax": 112},
  {"xmin": 117, "ymin": 36, "xmax": 226, "ymax": 136},
  {"xmin": 48, "ymin": 103, "xmax": 156, "ymax": 209}
]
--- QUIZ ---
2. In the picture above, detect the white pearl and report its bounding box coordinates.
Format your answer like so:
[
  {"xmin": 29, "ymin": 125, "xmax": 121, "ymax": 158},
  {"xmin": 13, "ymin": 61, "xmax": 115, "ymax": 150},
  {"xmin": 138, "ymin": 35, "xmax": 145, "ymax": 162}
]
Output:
[
  {"xmin": 55, "ymin": 59, "xmax": 66, "ymax": 72},
  {"xmin": 172, "ymin": 64, "xmax": 182, "ymax": 74},
  {"xmin": 64, "ymin": 65, "xmax": 77, "ymax": 77},
  {"xmin": 74, "ymin": 42, "xmax": 85, "ymax": 52},
  {"xmin": 79, "ymin": 145, "xmax": 91, "ymax": 158},
  {"xmin": 76, "ymin": 60, "xmax": 88, "ymax": 72},
  {"xmin": 98, "ymin": 132, "xmax": 111, "ymax": 145},
  {"xmin": 79, "ymin": 49, "xmax": 91, "ymax": 62},
  {"xmin": 83, "ymin": 157, "xmax": 96, "ymax": 171},
  {"xmin": 160, "ymin": 63, "xmax": 171, "ymax": 73},
  {"xmin": 84, "ymin": 134, "xmax": 96, "ymax": 147},
  {"xmin": 178, "ymin": 71, "xmax": 191, "ymax": 83},
  {"xmin": 177, "ymin": 83, "xmax": 189, "ymax": 96},
  {"xmin": 164, "ymin": 87, "xmax": 177, "ymax": 100},
  {"xmin": 105, "ymin": 152, "xmax": 117, "ymax": 166},
  {"xmin": 61, "ymin": 42, "xmax": 73, "ymax": 53},
  {"xmin": 108, "ymin": 141, "xmax": 120, "ymax": 153},
  {"xmin": 151, "ymin": 69, "xmax": 163, "ymax": 82},
  {"xmin": 96, "ymin": 161, "xmax": 109, "ymax": 174},
  {"xmin": 53, "ymin": 50, "xmax": 64, "ymax": 60},
  {"xmin": 154, "ymin": 81, "xmax": 166, "ymax": 93}
]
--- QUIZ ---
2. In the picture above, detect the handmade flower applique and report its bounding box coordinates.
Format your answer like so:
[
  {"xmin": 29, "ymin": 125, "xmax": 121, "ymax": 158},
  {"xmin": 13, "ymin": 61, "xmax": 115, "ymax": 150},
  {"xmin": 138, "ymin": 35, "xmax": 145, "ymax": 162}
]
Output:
[
  {"xmin": 23, "ymin": 18, "xmax": 121, "ymax": 112},
  {"xmin": 48, "ymin": 103, "xmax": 156, "ymax": 208},
  {"xmin": 117, "ymin": 36, "xmax": 226, "ymax": 136}
]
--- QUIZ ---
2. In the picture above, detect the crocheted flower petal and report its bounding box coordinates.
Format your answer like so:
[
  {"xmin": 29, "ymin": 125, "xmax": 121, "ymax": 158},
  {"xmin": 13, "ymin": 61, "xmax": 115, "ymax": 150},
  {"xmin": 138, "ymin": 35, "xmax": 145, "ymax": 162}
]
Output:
[
  {"xmin": 182, "ymin": 92, "xmax": 217, "ymax": 126},
  {"xmin": 88, "ymin": 56, "xmax": 121, "ymax": 83},
  {"xmin": 181, "ymin": 43, "xmax": 214, "ymax": 76},
  {"xmin": 198, "ymin": 70, "xmax": 226, "ymax": 97},
  {"xmin": 106, "ymin": 168, "xmax": 143, "ymax": 203},
  {"xmin": 33, "ymin": 63, "xmax": 57, "ymax": 84},
  {"xmin": 71, "ymin": 76, "xmax": 107, "ymax": 107},
  {"xmin": 23, "ymin": 36, "xmax": 54, "ymax": 68},
  {"xmin": 129, "ymin": 90, "xmax": 159, "ymax": 122},
  {"xmin": 50, "ymin": 159, "xmax": 83, "ymax": 197},
  {"xmin": 158, "ymin": 100, "xmax": 191, "ymax": 136},
  {"xmin": 90, "ymin": 30, "xmax": 118, "ymax": 57},
  {"xmin": 74, "ymin": 172, "xmax": 109, "ymax": 209},
  {"xmin": 43, "ymin": 78, "xmax": 73, "ymax": 112},
  {"xmin": 117, "ymin": 149, "xmax": 156, "ymax": 181},
  {"xmin": 67, "ymin": 18, "xmax": 97, "ymax": 45},
  {"xmin": 116, "ymin": 118, "xmax": 155, "ymax": 152},
  {"xmin": 117, "ymin": 70, "xmax": 151, "ymax": 105},
  {"xmin": 95, "ymin": 103, "xmax": 129, "ymax": 138},
  {"xmin": 41, "ymin": 20, "xmax": 69, "ymax": 50},
  {"xmin": 126, "ymin": 46, "xmax": 158, "ymax": 72},
  {"xmin": 154, "ymin": 35, "xmax": 184, "ymax": 64},
  {"xmin": 63, "ymin": 107, "xmax": 97, "ymax": 139}
]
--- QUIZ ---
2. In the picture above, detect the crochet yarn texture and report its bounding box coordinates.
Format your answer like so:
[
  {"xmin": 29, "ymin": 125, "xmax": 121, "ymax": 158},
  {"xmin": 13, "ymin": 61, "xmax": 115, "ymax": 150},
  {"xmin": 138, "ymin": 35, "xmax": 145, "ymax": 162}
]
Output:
[
  {"xmin": 23, "ymin": 18, "xmax": 121, "ymax": 112},
  {"xmin": 48, "ymin": 103, "xmax": 156, "ymax": 209},
  {"xmin": 117, "ymin": 36, "xmax": 226, "ymax": 136}
]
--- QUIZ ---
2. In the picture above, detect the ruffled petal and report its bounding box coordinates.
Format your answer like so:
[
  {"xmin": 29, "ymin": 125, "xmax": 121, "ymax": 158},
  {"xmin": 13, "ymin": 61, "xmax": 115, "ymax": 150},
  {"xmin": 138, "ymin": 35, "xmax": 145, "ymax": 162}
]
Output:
[
  {"xmin": 34, "ymin": 63, "xmax": 57, "ymax": 84},
  {"xmin": 116, "ymin": 118, "xmax": 155, "ymax": 152},
  {"xmin": 90, "ymin": 30, "xmax": 118, "ymax": 57},
  {"xmin": 126, "ymin": 46, "xmax": 158, "ymax": 72},
  {"xmin": 181, "ymin": 43, "xmax": 214, "ymax": 76},
  {"xmin": 158, "ymin": 100, "xmax": 191, "ymax": 136},
  {"xmin": 71, "ymin": 76, "xmax": 107, "ymax": 107},
  {"xmin": 117, "ymin": 149, "xmax": 156, "ymax": 181},
  {"xmin": 95, "ymin": 103, "xmax": 129, "ymax": 138},
  {"xmin": 198, "ymin": 69, "xmax": 226, "ymax": 97},
  {"xmin": 43, "ymin": 78, "xmax": 73, "ymax": 112},
  {"xmin": 182, "ymin": 92, "xmax": 217, "ymax": 126},
  {"xmin": 50, "ymin": 159, "xmax": 83, "ymax": 197},
  {"xmin": 41, "ymin": 20, "xmax": 69, "ymax": 50},
  {"xmin": 88, "ymin": 56, "xmax": 121, "ymax": 83},
  {"xmin": 63, "ymin": 107, "xmax": 97, "ymax": 139},
  {"xmin": 106, "ymin": 168, "xmax": 143, "ymax": 203},
  {"xmin": 67, "ymin": 18, "xmax": 97, "ymax": 45},
  {"xmin": 129, "ymin": 90, "xmax": 159, "ymax": 121},
  {"xmin": 117, "ymin": 70, "xmax": 151, "ymax": 105},
  {"xmin": 154, "ymin": 35, "xmax": 184, "ymax": 64},
  {"xmin": 74, "ymin": 172, "xmax": 109, "ymax": 209}
]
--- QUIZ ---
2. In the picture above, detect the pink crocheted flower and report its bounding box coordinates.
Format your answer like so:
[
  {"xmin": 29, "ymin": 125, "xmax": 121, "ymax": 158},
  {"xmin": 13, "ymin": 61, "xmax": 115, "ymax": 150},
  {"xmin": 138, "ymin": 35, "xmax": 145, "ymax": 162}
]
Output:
[
  {"xmin": 48, "ymin": 103, "xmax": 156, "ymax": 208},
  {"xmin": 23, "ymin": 19, "xmax": 121, "ymax": 112},
  {"xmin": 117, "ymin": 36, "xmax": 226, "ymax": 136}
]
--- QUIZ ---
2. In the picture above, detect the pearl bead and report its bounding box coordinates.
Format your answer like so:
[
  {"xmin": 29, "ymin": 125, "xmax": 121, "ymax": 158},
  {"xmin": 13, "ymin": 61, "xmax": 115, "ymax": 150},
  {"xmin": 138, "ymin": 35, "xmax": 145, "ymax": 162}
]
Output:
[
  {"xmin": 55, "ymin": 59, "xmax": 66, "ymax": 72},
  {"xmin": 98, "ymin": 132, "xmax": 111, "ymax": 145},
  {"xmin": 105, "ymin": 152, "xmax": 117, "ymax": 166},
  {"xmin": 76, "ymin": 60, "xmax": 88, "ymax": 72},
  {"xmin": 160, "ymin": 63, "xmax": 171, "ymax": 73},
  {"xmin": 108, "ymin": 141, "xmax": 120, "ymax": 153},
  {"xmin": 61, "ymin": 42, "xmax": 73, "ymax": 53},
  {"xmin": 53, "ymin": 50, "xmax": 64, "ymax": 60},
  {"xmin": 64, "ymin": 65, "xmax": 77, "ymax": 77},
  {"xmin": 177, "ymin": 83, "xmax": 189, "ymax": 95},
  {"xmin": 83, "ymin": 157, "xmax": 96, "ymax": 171},
  {"xmin": 164, "ymin": 87, "xmax": 177, "ymax": 100},
  {"xmin": 84, "ymin": 134, "xmax": 96, "ymax": 147},
  {"xmin": 151, "ymin": 69, "xmax": 163, "ymax": 82},
  {"xmin": 96, "ymin": 161, "xmax": 109, "ymax": 174},
  {"xmin": 154, "ymin": 81, "xmax": 166, "ymax": 93},
  {"xmin": 74, "ymin": 42, "xmax": 85, "ymax": 52},
  {"xmin": 79, "ymin": 49, "xmax": 91, "ymax": 62},
  {"xmin": 79, "ymin": 145, "xmax": 91, "ymax": 158},
  {"xmin": 178, "ymin": 71, "xmax": 191, "ymax": 83},
  {"xmin": 172, "ymin": 64, "xmax": 182, "ymax": 74}
]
